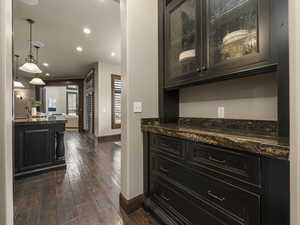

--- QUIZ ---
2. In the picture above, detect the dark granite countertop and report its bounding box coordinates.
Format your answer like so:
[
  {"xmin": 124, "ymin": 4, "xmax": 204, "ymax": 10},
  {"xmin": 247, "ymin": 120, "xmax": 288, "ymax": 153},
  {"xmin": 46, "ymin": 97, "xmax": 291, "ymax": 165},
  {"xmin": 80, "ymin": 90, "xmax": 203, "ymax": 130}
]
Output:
[
  {"xmin": 141, "ymin": 118, "xmax": 289, "ymax": 160},
  {"xmin": 14, "ymin": 116, "xmax": 67, "ymax": 125}
]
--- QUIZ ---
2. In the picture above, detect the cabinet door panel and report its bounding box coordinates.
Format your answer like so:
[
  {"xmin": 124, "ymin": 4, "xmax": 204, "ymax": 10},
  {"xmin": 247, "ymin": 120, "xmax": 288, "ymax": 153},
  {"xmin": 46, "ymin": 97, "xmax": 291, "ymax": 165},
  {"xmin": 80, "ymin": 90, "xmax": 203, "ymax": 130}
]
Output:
[
  {"xmin": 165, "ymin": 0, "xmax": 202, "ymax": 87},
  {"xmin": 21, "ymin": 128, "xmax": 53, "ymax": 170},
  {"xmin": 206, "ymin": 0, "xmax": 270, "ymax": 74}
]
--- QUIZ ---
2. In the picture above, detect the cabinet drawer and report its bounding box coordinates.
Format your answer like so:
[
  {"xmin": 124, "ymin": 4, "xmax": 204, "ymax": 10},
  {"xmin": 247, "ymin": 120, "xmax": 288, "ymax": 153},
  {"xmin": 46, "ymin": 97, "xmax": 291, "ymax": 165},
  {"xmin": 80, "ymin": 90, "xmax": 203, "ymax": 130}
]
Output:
[
  {"xmin": 150, "ymin": 134, "xmax": 185, "ymax": 159},
  {"xmin": 187, "ymin": 142, "xmax": 261, "ymax": 186},
  {"xmin": 151, "ymin": 154, "xmax": 260, "ymax": 224},
  {"xmin": 151, "ymin": 176, "xmax": 243, "ymax": 225}
]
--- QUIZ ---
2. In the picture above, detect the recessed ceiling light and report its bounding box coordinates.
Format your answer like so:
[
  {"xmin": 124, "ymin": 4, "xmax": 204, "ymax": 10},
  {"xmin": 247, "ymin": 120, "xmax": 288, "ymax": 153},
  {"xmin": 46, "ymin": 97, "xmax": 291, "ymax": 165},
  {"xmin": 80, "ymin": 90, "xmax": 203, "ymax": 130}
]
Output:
[
  {"xmin": 83, "ymin": 28, "xmax": 91, "ymax": 34},
  {"xmin": 111, "ymin": 52, "xmax": 116, "ymax": 57},
  {"xmin": 76, "ymin": 46, "xmax": 83, "ymax": 52},
  {"xmin": 45, "ymin": 73, "xmax": 50, "ymax": 76},
  {"xmin": 43, "ymin": 63, "xmax": 49, "ymax": 67}
]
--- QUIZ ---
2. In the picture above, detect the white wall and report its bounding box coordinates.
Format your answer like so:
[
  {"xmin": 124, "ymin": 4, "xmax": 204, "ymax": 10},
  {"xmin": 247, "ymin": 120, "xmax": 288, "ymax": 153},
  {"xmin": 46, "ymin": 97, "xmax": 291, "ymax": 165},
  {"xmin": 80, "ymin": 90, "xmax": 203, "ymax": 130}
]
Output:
[
  {"xmin": 14, "ymin": 88, "xmax": 35, "ymax": 118},
  {"xmin": 0, "ymin": 0, "xmax": 14, "ymax": 224},
  {"xmin": 120, "ymin": 0, "xmax": 159, "ymax": 199},
  {"xmin": 98, "ymin": 62, "xmax": 121, "ymax": 137},
  {"xmin": 45, "ymin": 86, "xmax": 67, "ymax": 114},
  {"xmin": 180, "ymin": 73, "xmax": 277, "ymax": 120},
  {"xmin": 289, "ymin": 0, "xmax": 300, "ymax": 224},
  {"xmin": 94, "ymin": 62, "xmax": 122, "ymax": 137}
]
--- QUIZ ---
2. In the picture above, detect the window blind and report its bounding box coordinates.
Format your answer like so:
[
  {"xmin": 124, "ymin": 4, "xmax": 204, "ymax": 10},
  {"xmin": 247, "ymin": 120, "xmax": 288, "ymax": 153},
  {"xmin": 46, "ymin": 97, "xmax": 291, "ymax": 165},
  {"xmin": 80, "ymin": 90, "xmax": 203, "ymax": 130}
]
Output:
[{"xmin": 111, "ymin": 75, "xmax": 122, "ymax": 129}]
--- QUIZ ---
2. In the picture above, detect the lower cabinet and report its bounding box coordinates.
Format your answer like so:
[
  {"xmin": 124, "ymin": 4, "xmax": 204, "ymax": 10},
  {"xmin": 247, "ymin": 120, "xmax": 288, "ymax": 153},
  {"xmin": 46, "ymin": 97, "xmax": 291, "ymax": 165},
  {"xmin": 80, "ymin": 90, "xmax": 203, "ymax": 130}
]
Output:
[
  {"xmin": 151, "ymin": 176, "xmax": 249, "ymax": 225},
  {"xmin": 143, "ymin": 133, "xmax": 289, "ymax": 225},
  {"xmin": 14, "ymin": 123, "xmax": 66, "ymax": 177},
  {"xmin": 18, "ymin": 128, "xmax": 53, "ymax": 171}
]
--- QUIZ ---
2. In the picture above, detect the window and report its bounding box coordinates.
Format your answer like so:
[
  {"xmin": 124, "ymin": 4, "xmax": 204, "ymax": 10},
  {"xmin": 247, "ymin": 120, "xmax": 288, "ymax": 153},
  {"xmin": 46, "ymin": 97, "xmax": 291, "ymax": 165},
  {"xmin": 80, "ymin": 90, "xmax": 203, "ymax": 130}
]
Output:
[
  {"xmin": 67, "ymin": 92, "xmax": 78, "ymax": 115},
  {"xmin": 111, "ymin": 74, "xmax": 122, "ymax": 129}
]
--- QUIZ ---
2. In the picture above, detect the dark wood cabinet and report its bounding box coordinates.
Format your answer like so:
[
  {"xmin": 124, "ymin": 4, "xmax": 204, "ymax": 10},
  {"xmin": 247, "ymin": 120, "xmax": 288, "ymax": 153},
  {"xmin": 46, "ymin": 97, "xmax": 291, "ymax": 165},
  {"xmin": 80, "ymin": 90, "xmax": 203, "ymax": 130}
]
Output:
[
  {"xmin": 205, "ymin": 0, "xmax": 271, "ymax": 77},
  {"xmin": 14, "ymin": 122, "xmax": 66, "ymax": 177},
  {"xmin": 143, "ymin": 133, "xmax": 290, "ymax": 225},
  {"xmin": 187, "ymin": 142, "xmax": 261, "ymax": 187},
  {"xmin": 159, "ymin": 0, "xmax": 289, "ymax": 137},
  {"xmin": 20, "ymin": 128, "xmax": 53, "ymax": 171},
  {"xmin": 164, "ymin": 0, "xmax": 277, "ymax": 88},
  {"xmin": 150, "ymin": 177, "xmax": 244, "ymax": 225},
  {"xmin": 165, "ymin": 0, "xmax": 203, "ymax": 87}
]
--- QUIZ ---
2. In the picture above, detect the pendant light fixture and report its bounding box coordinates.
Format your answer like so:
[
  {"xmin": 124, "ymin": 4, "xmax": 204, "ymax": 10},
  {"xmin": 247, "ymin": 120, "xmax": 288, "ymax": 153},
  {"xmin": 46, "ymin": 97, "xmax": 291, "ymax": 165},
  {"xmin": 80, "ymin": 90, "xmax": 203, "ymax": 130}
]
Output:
[
  {"xmin": 14, "ymin": 55, "xmax": 25, "ymax": 88},
  {"xmin": 29, "ymin": 39, "xmax": 45, "ymax": 85},
  {"xmin": 19, "ymin": 19, "xmax": 42, "ymax": 74},
  {"xmin": 29, "ymin": 77, "xmax": 45, "ymax": 85}
]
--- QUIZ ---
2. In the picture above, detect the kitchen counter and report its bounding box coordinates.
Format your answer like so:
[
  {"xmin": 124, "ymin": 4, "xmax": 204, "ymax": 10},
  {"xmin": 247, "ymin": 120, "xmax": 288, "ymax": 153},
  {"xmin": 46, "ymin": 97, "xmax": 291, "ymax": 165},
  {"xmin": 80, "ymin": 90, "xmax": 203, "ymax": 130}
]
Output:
[
  {"xmin": 14, "ymin": 116, "xmax": 67, "ymax": 126},
  {"xmin": 141, "ymin": 118, "xmax": 289, "ymax": 160}
]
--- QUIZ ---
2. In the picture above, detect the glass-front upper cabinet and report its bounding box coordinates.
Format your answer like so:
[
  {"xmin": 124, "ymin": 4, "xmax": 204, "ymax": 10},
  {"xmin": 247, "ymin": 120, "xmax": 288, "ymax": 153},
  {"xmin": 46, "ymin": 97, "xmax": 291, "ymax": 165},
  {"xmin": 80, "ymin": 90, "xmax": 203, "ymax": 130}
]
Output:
[
  {"xmin": 206, "ymin": 0, "xmax": 270, "ymax": 74},
  {"xmin": 165, "ymin": 0, "xmax": 202, "ymax": 88}
]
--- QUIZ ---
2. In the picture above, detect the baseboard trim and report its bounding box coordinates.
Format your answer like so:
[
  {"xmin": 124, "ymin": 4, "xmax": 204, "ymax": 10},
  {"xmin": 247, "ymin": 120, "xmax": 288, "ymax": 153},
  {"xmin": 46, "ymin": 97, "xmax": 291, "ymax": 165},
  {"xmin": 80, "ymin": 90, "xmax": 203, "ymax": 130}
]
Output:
[
  {"xmin": 119, "ymin": 193, "xmax": 144, "ymax": 214},
  {"xmin": 15, "ymin": 163, "xmax": 66, "ymax": 179},
  {"xmin": 98, "ymin": 134, "xmax": 121, "ymax": 143}
]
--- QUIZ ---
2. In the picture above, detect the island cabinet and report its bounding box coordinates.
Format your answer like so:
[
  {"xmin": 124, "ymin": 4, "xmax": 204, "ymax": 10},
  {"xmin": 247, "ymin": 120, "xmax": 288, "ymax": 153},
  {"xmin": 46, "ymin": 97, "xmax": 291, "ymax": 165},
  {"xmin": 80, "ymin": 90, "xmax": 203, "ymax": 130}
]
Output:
[
  {"xmin": 14, "ymin": 121, "xmax": 66, "ymax": 178},
  {"xmin": 143, "ymin": 133, "xmax": 290, "ymax": 225},
  {"xmin": 164, "ymin": 0, "xmax": 279, "ymax": 89}
]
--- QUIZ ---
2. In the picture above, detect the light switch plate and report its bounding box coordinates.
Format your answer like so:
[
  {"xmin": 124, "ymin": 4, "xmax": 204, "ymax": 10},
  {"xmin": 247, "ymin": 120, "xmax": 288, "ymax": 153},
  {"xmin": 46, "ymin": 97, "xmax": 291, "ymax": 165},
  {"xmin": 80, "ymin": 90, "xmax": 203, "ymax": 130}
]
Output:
[
  {"xmin": 218, "ymin": 106, "xmax": 224, "ymax": 118},
  {"xmin": 133, "ymin": 102, "xmax": 142, "ymax": 113}
]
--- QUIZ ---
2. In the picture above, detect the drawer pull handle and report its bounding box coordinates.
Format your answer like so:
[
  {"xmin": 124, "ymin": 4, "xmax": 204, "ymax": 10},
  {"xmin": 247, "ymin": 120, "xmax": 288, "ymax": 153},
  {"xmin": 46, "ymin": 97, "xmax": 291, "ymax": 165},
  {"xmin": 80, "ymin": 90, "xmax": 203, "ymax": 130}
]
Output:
[
  {"xmin": 159, "ymin": 166, "xmax": 169, "ymax": 174},
  {"xmin": 209, "ymin": 156, "xmax": 226, "ymax": 164},
  {"xmin": 160, "ymin": 193, "xmax": 170, "ymax": 202},
  {"xmin": 161, "ymin": 142, "xmax": 170, "ymax": 148},
  {"xmin": 207, "ymin": 190, "xmax": 225, "ymax": 202}
]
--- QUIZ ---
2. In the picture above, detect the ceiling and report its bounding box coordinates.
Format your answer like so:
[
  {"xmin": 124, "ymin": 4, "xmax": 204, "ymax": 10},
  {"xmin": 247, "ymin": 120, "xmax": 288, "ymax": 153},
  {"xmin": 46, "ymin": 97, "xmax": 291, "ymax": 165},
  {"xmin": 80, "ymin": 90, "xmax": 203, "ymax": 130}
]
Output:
[{"xmin": 13, "ymin": 0, "xmax": 121, "ymax": 79}]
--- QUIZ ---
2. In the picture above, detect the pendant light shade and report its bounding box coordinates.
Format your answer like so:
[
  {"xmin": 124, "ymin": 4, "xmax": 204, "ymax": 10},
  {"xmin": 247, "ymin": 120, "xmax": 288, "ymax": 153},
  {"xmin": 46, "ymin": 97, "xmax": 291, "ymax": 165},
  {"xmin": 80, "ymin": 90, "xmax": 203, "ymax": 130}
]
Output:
[
  {"xmin": 14, "ymin": 81, "xmax": 25, "ymax": 88},
  {"xmin": 19, "ymin": 19, "xmax": 42, "ymax": 74},
  {"xmin": 29, "ymin": 46, "xmax": 45, "ymax": 85},
  {"xmin": 29, "ymin": 77, "xmax": 45, "ymax": 86},
  {"xmin": 19, "ymin": 61, "xmax": 42, "ymax": 73}
]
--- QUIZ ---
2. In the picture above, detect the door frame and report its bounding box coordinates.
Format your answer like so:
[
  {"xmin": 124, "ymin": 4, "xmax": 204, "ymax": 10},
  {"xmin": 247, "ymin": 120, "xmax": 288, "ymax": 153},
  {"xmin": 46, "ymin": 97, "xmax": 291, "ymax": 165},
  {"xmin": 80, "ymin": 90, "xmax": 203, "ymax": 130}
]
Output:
[
  {"xmin": 0, "ymin": 0, "xmax": 14, "ymax": 224},
  {"xmin": 84, "ymin": 69, "xmax": 95, "ymax": 134},
  {"xmin": 36, "ymin": 79, "xmax": 84, "ymax": 132}
]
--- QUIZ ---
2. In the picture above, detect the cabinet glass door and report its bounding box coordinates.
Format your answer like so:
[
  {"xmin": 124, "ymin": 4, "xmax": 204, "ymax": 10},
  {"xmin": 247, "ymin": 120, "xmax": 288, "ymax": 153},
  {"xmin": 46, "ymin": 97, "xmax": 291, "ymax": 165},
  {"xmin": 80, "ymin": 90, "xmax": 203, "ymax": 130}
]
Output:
[
  {"xmin": 166, "ymin": 0, "xmax": 200, "ymax": 85},
  {"xmin": 207, "ymin": 0, "xmax": 260, "ymax": 68}
]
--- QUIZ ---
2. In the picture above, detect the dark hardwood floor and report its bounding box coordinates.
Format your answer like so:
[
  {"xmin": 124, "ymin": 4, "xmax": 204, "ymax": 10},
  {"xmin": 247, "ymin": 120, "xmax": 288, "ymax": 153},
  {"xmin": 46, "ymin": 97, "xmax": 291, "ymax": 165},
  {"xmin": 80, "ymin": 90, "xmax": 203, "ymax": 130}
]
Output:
[{"xmin": 14, "ymin": 132, "xmax": 155, "ymax": 225}]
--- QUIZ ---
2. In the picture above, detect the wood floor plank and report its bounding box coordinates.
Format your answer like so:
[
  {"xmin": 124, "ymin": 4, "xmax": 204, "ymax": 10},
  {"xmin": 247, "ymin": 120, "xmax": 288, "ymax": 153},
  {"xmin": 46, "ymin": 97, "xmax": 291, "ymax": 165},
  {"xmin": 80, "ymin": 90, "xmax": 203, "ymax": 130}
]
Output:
[{"xmin": 14, "ymin": 132, "xmax": 154, "ymax": 225}]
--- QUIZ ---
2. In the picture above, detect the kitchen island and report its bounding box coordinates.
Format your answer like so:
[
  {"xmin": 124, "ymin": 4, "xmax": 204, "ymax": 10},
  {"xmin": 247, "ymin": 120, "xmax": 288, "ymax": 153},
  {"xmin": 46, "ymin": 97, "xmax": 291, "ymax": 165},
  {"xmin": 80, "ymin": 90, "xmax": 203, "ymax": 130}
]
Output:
[{"xmin": 14, "ymin": 116, "xmax": 67, "ymax": 178}]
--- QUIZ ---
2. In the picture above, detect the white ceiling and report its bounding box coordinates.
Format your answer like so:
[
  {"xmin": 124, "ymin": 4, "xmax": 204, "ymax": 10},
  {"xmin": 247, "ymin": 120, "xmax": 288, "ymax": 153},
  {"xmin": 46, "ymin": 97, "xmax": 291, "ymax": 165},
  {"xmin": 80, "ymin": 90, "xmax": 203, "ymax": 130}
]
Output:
[{"xmin": 14, "ymin": 0, "xmax": 121, "ymax": 79}]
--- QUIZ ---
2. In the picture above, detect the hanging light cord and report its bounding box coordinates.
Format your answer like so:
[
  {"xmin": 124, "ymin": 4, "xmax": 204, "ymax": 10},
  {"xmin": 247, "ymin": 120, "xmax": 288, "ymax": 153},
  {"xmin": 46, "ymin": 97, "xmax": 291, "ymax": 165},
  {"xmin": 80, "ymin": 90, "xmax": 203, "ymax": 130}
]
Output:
[
  {"xmin": 26, "ymin": 19, "xmax": 34, "ymax": 60},
  {"xmin": 15, "ymin": 55, "xmax": 20, "ymax": 80},
  {"xmin": 35, "ymin": 46, "xmax": 39, "ymax": 63},
  {"xmin": 30, "ymin": 21, "xmax": 32, "ymax": 57}
]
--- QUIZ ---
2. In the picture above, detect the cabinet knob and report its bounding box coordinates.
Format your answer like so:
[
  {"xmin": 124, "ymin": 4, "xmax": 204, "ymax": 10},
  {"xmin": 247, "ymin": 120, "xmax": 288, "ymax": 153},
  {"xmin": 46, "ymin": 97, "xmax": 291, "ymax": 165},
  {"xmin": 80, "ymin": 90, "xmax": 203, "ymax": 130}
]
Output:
[
  {"xmin": 196, "ymin": 67, "xmax": 201, "ymax": 72},
  {"xmin": 201, "ymin": 66, "xmax": 207, "ymax": 71}
]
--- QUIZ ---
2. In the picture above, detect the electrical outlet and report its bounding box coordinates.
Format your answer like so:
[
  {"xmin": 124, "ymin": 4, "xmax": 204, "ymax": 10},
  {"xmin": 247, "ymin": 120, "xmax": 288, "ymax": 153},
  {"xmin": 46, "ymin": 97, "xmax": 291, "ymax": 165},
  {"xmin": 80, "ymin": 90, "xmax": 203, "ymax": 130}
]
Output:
[{"xmin": 218, "ymin": 106, "xmax": 224, "ymax": 118}]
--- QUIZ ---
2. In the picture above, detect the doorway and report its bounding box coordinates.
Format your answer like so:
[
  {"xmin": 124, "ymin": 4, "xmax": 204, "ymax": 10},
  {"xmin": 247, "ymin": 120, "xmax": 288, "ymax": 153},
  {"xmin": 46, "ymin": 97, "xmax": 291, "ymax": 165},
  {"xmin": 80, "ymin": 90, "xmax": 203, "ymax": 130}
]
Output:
[{"xmin": 36, "ymin": 79, "xmax": 84, "ymax": 132}]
